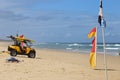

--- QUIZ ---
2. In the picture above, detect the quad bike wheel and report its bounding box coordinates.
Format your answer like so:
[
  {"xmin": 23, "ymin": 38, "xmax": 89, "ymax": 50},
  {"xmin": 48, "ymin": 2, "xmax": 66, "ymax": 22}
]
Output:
[
  {"xmin": 10, "ymin": 50, "xmax": 17, "ymax": 57},
  {"xmin": 28, "ymin": 51, "xmax": 36, "ymax": 58}
]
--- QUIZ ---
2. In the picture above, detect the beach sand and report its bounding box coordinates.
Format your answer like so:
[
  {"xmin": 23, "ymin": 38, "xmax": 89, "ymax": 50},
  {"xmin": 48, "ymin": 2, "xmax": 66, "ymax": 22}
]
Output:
[{"xmin": 0, "ymin": 41, "xmax": 120, "ymax": 80}]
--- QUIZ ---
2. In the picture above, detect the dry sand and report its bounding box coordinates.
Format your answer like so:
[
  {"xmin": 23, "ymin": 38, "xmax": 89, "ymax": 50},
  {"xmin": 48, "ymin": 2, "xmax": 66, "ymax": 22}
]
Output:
[{"xmin": 0, "ymin": 41, "xmax": 120, "ymax": 80}]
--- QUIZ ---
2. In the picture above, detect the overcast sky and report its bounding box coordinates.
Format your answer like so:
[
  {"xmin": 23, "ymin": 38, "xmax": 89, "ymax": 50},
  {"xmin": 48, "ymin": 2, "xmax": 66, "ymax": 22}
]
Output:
[{"xmin": 0, "ymin": 0, "xmax": 120, "ymax": 43}]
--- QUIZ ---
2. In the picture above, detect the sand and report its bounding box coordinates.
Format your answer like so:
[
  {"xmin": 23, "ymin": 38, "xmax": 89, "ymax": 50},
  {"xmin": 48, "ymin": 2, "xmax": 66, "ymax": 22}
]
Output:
[{"xmin": 0, "ymin": 41, "xmax": 120, "ymax": 80}]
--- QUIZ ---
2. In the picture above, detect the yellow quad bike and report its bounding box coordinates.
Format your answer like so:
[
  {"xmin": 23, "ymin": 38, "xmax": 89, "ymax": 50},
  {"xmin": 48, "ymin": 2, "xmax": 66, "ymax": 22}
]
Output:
[{"xmin": 7, "ymin": 35, "xmax": 36, "ymax": 58}]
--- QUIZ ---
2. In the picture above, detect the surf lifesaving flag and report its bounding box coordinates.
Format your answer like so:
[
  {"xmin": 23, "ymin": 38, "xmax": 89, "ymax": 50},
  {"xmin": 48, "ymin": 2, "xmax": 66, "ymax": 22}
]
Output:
[
  {"xmin": 98, "ymin": 0, "xmax": 103, "ymax": 26},
  {"xmin": 88, "ymin": 27, "xmax": 97, "ymax": 69},
  {"xmin": 98, "ymin": 0, "xmax": 106, "ymax": 27}
]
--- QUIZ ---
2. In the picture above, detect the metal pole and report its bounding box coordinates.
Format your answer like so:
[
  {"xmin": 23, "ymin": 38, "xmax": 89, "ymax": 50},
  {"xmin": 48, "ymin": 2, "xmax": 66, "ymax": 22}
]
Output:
[
  {"xmin": 95, "ymin": 26, "xmax": 98, "ymax": 67},
  {"xmin": 102, "ymin": 27, "xmax": 108, "ymax": 80}
]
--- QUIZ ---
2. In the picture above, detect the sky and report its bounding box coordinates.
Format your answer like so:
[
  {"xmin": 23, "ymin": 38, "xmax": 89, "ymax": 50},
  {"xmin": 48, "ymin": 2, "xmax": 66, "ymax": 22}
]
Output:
[{"xmin": 0, "ymin": 0, "xmax": 120, "ymax": 43}]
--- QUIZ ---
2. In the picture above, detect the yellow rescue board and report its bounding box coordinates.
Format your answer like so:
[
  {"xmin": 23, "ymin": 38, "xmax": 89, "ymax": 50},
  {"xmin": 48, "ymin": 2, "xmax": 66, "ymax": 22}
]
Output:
[{"xmin": 15, "ymin": 37, "xmax": 35, "ymax": 42}]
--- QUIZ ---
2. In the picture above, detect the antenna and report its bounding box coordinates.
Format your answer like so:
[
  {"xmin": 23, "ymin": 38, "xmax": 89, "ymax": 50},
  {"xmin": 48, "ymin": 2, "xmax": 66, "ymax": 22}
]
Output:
[{"xmin": 16, "ymin": 29, "xmax": 19, "ymax": 37}]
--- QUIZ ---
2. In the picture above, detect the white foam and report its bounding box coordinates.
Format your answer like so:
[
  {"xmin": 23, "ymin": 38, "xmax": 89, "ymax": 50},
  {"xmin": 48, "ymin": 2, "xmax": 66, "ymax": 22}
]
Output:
[
  {"xmin": 68, "ymin": 43, "xmax": 79, "ymax": 47},
  {"xmin": 66, "ymin": 48, "xmax": 72, "ymax": 50},
  {"xmin": 106, "ymin": 47, "xmax": 119, "ymax": 50}
]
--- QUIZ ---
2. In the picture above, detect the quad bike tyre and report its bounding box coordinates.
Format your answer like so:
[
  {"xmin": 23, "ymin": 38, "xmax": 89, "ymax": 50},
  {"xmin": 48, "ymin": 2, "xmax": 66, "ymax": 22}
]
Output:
[
  {"xmin": 10, "ymin": 50, "xmax": 17, "ymax": 57},
  {"xmin": 28, "ymin": 51, "xmax": 36, "ymax": 58}
]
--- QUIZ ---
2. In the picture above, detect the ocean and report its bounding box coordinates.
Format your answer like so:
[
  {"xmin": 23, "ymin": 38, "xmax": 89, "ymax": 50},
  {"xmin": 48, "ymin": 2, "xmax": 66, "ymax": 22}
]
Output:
[{"xmin": 34, "ymin": 43, "xmax": 120, "ymax": 56}]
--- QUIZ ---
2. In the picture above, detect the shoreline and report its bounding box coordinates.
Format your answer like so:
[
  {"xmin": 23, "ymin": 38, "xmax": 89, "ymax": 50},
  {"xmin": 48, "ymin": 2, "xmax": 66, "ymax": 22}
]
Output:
[
  {"xmin": 34, "ymin": 42, "xmax": 120, "ymax": 56},
  {"xmin": 35, "ymin": 47, "xmax": 120, "ymax": 56}
]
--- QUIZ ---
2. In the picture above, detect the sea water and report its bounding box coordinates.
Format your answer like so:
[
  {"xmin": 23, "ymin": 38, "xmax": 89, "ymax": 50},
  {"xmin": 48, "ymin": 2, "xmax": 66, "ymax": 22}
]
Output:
[{"xmin": 34, "ymin": 43, "xmax": 120, "ymax": 56}]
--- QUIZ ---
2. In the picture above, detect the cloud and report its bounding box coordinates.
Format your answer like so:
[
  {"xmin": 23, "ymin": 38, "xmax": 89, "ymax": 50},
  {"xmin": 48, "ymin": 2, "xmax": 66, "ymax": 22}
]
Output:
[
  {"xmin": 35, "ymin": 14, "xmax": 53, "ymax": 21},
  {"xmin": 0, "ymin": 0, "xmax": 120, "ymax": 42},
  {"xmin": 0, "ymin": 0, "xmax": 64, "ymax": 10},
  {"xmin": 0, "ymin": 10, "xmax": 30, "ymax": 21},
  {"xmin": 0, "ymin": 7, "xmax": 98, "ymax": 42}
]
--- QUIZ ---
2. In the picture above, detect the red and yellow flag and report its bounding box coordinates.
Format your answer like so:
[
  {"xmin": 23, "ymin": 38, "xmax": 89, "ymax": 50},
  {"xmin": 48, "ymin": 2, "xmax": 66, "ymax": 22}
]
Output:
[
  {"xmin": 88, "ymin": 27, "xmax": 96, "ymax": 38},
  {"xmin": 88, "ymin": 27, "xmax": 97, "ymax": 69}
]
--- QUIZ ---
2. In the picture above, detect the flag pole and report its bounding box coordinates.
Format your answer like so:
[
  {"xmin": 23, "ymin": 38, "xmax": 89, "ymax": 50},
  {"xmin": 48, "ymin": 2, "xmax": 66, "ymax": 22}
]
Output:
[
  {"xmin": 98, "ymin": 0, "xmax": 108, "ymax": 80},
  {"xmin": 101, "ymin": 25, "xmax": 108, "ymax": 80},
  {"xmin": 95, "ymin": 26, "xmax": 97, "ymax": 67}
]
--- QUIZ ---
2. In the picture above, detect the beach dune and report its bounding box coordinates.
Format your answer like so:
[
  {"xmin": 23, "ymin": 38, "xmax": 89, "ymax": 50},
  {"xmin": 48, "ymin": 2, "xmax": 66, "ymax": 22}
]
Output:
[{"xmin": 0, "ymin": 41, "xmax": 120, "ymax": 80}]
